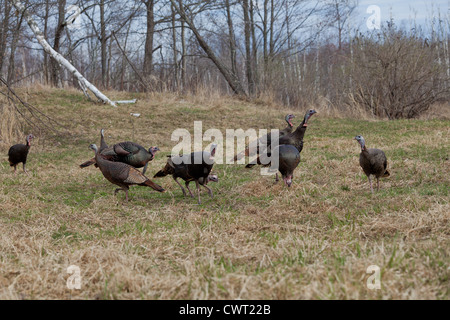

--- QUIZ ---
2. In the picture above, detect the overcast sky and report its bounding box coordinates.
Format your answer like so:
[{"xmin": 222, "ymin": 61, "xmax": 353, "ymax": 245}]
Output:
[{"xmin": 352, "ymin": 0, "xmax": 449, "ymax": 32}]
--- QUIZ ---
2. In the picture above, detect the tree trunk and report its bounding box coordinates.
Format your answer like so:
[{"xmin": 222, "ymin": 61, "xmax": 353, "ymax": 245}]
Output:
[
  {"xmin": 100, "ymin": 0, "xmax": 107, "ymax": 88},
  {"xmin": 43, "ymin": 0, "xmax": 49, "ymax": 84},
  {"xmin": 0, "ymin": 0, "xmax": 11, "ymax": 74},
  {"xmin": 64, "ymin": 27, "xmax": 77, "ymax": 88},
  {"xmin": 269, "ymin": 0, "xmax": 275, "ymax": 58},
  {"xmin": 179, "ymin": 0, "xmax": 186, "ymax": 92},
  {"xmin": 50, "ymin": 0, "xmax": 66, "ymax": 87},
  {"xmin": 242, "ymin": 0, "xmax": 254, "ymax": 95},
  {"xmin": 263, "ymin": 0, "xmax": 269, "ymax": 79},
  {"xmin": 143, "ymin": 0, "xmax": 155, "ymax": 80},
  {"xmin": 7, "ymin": 9, "xmax": 25, "ymax": 85},
  {"xmin": 225, "ymin": 0, "xmax": 237, "ymax": 78},
  {"xmin": 171, "ymin": 2, "xmax": 178, "ymax": 90},
  {"xmin": 250, "ymin": 0, "xmax": 258, "ymax": 91},
  {"xmin": 285, "ymin": 0, "xmax": 291, "ymax": 50},
  {"xmin": 106, "ymin": 35, "xmax": 112, "ymax": 89}
]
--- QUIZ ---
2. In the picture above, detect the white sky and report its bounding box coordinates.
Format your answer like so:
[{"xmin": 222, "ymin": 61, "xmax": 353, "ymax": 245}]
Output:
[{"xmin": 353, "ymin": 0, "xmax": 449, "ymax": 31}]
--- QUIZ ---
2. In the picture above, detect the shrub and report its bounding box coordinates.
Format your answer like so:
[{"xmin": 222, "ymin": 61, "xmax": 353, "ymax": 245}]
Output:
[{"xmin": 348, "ymin": 26, "xmax": 449, "ymax": 119}]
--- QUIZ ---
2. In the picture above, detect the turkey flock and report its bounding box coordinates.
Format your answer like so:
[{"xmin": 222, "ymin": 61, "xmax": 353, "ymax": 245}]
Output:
[{"xmin": 6, "ymin": 109, "xmax": 391, "ymax": 204}]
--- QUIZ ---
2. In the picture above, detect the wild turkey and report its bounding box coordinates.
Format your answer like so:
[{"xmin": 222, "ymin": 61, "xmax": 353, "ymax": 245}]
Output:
[
  {"xmin": 89, "ymin": 144, "xmax": 164, "ymax": 202},
  {"xmin": 81, "ymin": 130, "xmax": 159, "ymax": 174},
  {"xmin": 278, "ymin": 109, "xmax": 317, "ymax": 153},
  {"xmin": 8, "ymin": 134, "xmax": 35, "ymax": 175},
  {"xmin": 276, "ymin": 144, "xmax": 301, "ymax": 187},
  {"xmin": 246, "ymin": 109, "xmax": 317, "ymax": 168},
  {"xmin": 154, "ymin": 144, "xmax": 218, "ymax": 204},
  {"xmin": 233, "ymin": 114, "xmax": 295, "ymax": 162},
  {"xmin": 245, "ymin": 144, "xmax": 301, "ymax": 186},
  {"xmin": 354, "ymin": 135, "xmax": 390, "ymax": 193}
]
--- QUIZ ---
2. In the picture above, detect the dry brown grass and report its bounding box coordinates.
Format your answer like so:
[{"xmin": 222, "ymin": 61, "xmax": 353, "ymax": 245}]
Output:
[
  {"xmin": 0, "ymin": 97, "xmax": 23, "ymax": 149},
  {"xmin": 0, "ymin": 87, "xmax": 448, "ymax": 300},
  {"xmin": 418, "ymin": 102, "xmax": 450, "ymax": 120}
]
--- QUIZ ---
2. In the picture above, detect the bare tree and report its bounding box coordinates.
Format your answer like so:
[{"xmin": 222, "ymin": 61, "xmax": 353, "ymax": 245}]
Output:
[
  {"xmin": 242, "ymin": 0, "xmax": 255, "ymax": 95},
  {"xmin": 42, "ymin": 0, "xmax": 50, "ymax": 84},
  {"xmin": 224, "ymin": 0, "xmax": 238, "ymax": 78},
  {"xmin": 10, "ymin": 0, "xmax": 117, "ymax": 106},
  {"xmin": 143, "ymin": 0, "xmax": 155, "ymax": 79},
  {"xmin": 0, "ymin": 0, "xmax": 12, "ymax": 74},
  {"xmin": 50, "ymin": 0, "xmax": 66, "ymax": 87},
  {"xmin": 169, "ymin": 0, "xmax": 247, "ymax": 96},
  {"xmin": 179, "ymin": 0, "xmax": 187, "ymax": 91},
  {"xmin": 7, "ymin": 0, "xmax": 27, "ymax": 85},
  {"xmin": 170, "ymin": 2, "xmax": 178, "ymax": 89},
  {"xmin": 326, "ymin": 0, "xmax": 357, "ymax": 50}
]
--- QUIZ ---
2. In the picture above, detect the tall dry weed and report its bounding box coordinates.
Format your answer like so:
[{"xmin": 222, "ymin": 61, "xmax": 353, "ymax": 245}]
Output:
[{"xmin": 0, "ymin": 98, "xmax": 23, "ymax": 152}]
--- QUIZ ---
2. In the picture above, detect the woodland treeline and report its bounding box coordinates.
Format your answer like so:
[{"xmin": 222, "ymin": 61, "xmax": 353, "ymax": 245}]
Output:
[{"xmin": 0, "ymin": 0, "xmax": 449, "ymax": 118}]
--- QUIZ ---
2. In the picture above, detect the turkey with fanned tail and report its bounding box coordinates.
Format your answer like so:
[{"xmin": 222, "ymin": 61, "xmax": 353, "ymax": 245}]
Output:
[
  {"xmin": 89, "ymin": 144, "xmax": 164, "ymax": 202},
  {"xmin": 80, "ymin": 129, "xmax": 159, "ymax": 174}
]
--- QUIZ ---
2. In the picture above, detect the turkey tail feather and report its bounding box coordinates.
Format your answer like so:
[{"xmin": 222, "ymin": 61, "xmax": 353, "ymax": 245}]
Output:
[
  {"xmin": 154, "ymin": 162, "xmax": 174, "ymax": 178},
  {"xmin": 80, "ymin": 158, "xmax": 96, "ymax": 168},
  {"xmin": 154, "ymin": 170, "xmax": 168, "ymax": 178},
  {"xmin": 141, "ymin": 179, "xmax": 165, "ymax": 192}
]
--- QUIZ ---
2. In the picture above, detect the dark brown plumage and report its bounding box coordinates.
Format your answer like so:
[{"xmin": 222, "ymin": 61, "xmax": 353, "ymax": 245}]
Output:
[
  {"xmin": 8, "ymin": 134, "xmax": 34, "ymax": 175},
  {"xmin": 81, "ymin": 129, "xmax": 159, "ymax": 174},
  {"xmin": 90, "ymin": 144, "xmax": 164, "ymax": 202},
  {"xmin": 277, "ymin": 144, "xmax": 301, "ymax": 187},
  {"xmin": 354, "ymin": 135, "xmax": 390, "ymax": 193},
  {"xmin": 246, "ymin": 109, "xmax": 316, "ymax": 168},
  {"xmin": 277, "ymin": 109, "xmax": 317, "ymax": 153},
  {"xmin": 154, "ymin": 144, "xmax": 218, "ymax": 204},
  {"xmin": 233, "ymin": 114, "xmax": 295, "ymax": 162},
  {"xmin": 245, "ymin": 144, "xmax": 301, "ymax": 186}
]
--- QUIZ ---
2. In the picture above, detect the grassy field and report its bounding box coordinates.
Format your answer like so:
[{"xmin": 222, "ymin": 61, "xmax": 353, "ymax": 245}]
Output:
[{"xmin": 0, "ymin": 87, "xmax": 448, "ymax": 299}]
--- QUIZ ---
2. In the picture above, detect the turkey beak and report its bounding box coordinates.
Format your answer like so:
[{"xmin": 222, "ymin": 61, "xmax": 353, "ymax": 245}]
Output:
[
  {"xmin": 149, "ymin": 147, "xmax": 160, "ymax": 156},
  {"xmin": 284, "ymin": 177, "xmax": 292, "ymax": 187}
]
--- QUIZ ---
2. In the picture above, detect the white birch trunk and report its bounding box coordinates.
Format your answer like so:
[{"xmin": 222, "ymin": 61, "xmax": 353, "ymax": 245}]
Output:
[
  {"xmin": 11, "ymin": 0, "xmax": 117, "ymax": 107},
  {"xmin": 115, "ymin": 99, "xmax": 137, "ymax": 104}
]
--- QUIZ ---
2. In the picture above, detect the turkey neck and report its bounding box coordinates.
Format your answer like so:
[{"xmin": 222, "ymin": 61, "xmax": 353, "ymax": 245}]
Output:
[
  {"xmin": 286, "ymin": 119, "xmax": 293, "ymax": 130},
  {"xmin": 94, "ymin": 148, "xmax": 107, "ymax": 167},
  {"xmin": 289, "ymin": 117, "xmax": 308, "ymax": 140},
  {"xmin": 360, "ymin": 146, "xmax": 370, "ymax": 158}
]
